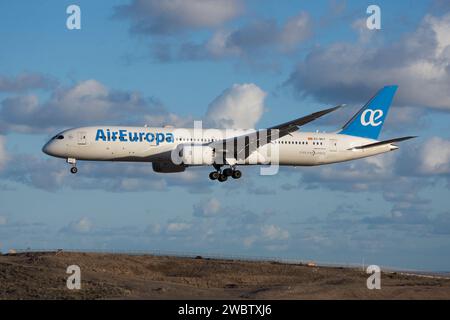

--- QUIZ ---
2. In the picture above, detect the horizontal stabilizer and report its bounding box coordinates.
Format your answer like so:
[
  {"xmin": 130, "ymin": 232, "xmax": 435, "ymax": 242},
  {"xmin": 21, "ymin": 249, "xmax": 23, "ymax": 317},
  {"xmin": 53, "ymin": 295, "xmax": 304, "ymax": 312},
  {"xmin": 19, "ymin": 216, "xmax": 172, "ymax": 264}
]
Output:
[{"xmin": 350, "ymin": 136, "xmax": 417, "ymax": 150}]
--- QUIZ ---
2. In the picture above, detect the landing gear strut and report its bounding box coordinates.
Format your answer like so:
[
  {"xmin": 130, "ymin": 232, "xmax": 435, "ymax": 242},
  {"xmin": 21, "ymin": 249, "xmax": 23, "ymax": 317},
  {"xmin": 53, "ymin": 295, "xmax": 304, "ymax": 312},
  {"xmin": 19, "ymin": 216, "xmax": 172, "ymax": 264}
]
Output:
[
  {"xmin": 67, "ymin": 158, "xmax": 77, "ymax": 174},
  {"xmin": 209, "ymin": 164, "xmax": 242, "ymax": 182}
]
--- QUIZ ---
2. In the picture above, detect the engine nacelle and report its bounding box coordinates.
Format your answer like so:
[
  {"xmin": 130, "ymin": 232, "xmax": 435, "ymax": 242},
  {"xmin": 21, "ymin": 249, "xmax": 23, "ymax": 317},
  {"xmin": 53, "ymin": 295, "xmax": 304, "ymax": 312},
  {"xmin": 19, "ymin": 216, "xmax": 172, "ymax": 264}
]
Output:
[
  {"xmin": 152, "ymin": 162, "xmax": 185, "ymax": 173},
  {"xmin": 179, "ymin": 145, "xmax": 215, "ymax": 165}
]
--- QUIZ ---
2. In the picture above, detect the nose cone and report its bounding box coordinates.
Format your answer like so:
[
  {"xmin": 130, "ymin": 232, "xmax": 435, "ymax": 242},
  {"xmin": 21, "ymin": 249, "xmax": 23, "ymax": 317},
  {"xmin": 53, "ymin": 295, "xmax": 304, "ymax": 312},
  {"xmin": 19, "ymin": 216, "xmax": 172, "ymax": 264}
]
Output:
[
  {"xmin": 42, "ymin": 141, "xmax": 52, "ymax": 155},
  {"xmin": 42, "ymin": 141, "xmax": 65, "ymax": 157}
]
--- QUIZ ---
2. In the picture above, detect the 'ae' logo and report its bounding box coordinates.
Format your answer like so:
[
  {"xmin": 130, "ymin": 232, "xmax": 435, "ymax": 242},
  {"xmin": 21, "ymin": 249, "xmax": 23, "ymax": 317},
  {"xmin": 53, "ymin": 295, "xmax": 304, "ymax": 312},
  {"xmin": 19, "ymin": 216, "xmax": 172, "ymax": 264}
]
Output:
[{"xmin": 360, "ymin": 109, "xmax": 383, "ymax": 127}]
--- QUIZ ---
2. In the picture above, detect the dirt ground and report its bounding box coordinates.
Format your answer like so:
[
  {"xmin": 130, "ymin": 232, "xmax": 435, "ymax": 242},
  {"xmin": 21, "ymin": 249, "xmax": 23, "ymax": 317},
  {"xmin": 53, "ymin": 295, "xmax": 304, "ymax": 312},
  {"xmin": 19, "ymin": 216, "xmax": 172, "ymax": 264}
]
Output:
[{"xmin": 0, "ymin": 251, "xmax": 449, "ymax": 300}]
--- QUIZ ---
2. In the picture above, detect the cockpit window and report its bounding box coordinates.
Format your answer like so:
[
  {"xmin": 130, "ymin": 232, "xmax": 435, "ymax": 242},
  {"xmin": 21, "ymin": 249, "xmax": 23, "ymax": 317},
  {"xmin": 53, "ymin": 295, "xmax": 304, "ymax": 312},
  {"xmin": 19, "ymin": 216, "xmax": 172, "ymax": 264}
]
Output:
[{"xmin": 52, "ymin": 135, "xmax": 64, "ymax": 140}]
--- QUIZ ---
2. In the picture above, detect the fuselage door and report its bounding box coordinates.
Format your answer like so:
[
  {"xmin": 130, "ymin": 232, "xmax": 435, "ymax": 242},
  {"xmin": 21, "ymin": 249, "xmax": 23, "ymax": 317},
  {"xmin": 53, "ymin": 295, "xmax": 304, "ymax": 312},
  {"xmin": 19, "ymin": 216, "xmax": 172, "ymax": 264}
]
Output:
[
  {"xmin": 329, "ymin": 139, "xmax": 337, "ymax": 152},
  {"xmin": 77, "ymin": 131, "xmax": 87, "ymax": 145}
]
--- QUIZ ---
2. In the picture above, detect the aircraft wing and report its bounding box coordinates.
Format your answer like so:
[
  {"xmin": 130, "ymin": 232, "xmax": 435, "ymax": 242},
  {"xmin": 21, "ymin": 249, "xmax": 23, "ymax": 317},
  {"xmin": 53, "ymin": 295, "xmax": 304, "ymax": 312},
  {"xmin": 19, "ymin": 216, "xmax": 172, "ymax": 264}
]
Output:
[
  {"xmin": 267, "ymin": 105, "xmax": 343, "ymax": 135},
  {"xmin": 209, "ymin": 105, "xmax": 342, "ymax": 162},
  {"xmin": 350, "ymin": 136, "xmax": 417, "ymax": 150}
]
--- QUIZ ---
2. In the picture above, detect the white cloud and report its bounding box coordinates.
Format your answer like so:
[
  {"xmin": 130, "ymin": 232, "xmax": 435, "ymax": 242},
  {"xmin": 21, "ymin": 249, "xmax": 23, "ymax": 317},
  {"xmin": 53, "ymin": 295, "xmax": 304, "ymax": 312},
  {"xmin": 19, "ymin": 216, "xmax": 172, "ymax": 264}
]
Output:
[
  {"xmin": 65, "ymin": 217, "xmax": 92, "ymax": 234},
  {"xmin": 204, "ymin": 30, "xmax": 241, "ymax": 57},
  {"xmin": 166, "ymin": 222, "xmax": 191, "ymax": 233},
  {"xmin": 419, "ymin": 137, "xmax": 450, "ymax": 174},
  {"xmin": 205, "ymin": 83, "xmax": 266, "ymax": 129},
  {"xmin": 351, "ymin": 18, "xmax": 376, "ymax": 44},
  {"xmin": 193, "ymin": 198, "xmax": 221, "ymax": 217},
  {"xmin": 0, "ymin": 152, "xmax": 211, "ymax": 193},
  {"xmin": 1, "ymin": 79, "xmax": 267, "ymax": 136},
  {"xmin": 243, "ymin": 235, "xmax": 257, "ymax": 248},
  {"xmin": 280, "ymin": 12, "xmax": 312, "ymax": 50},
  {"xmin": 303, "ymin": 153, "xmax": 396, "ymax": 185},
  {"xmin": 428, "ymin": 13, "xmax": 450, "ymax": 57},
  {"xmin": 146, "ymin": 223, "xmax": 161, "ymax": 235},
  {"xmin": 261, "ymin": 224, "xmax": 289, "ymax": 241},
  {"xmin": 288, "ymin": 13, "xmax": 450, "ymax": 111},
  {"xmin": 0, "ymin": 72, "xmax": 56, "ymax": 92},
  {"xmin": 115, "ymin": 0, "xmax": 243, "ymax": 35},
  {"xmin": 0, "ymin": 135, "xmax": 7, "ymax": 171},
  {"xmin": 299, "ymin": 151, "xmax": 402, "ymax": 194},
  {"xmin": 0, "ymin": 79, "xmax": 177, "ymax": 134},
  {"xmin": 178, "ymin": 12, "xmax": 312, "ymax": 60}
]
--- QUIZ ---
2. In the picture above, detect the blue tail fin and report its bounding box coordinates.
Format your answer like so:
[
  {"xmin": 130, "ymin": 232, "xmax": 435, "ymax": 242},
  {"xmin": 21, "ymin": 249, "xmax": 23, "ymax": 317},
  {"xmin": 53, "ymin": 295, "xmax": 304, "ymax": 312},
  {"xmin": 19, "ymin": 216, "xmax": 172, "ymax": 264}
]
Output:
[{"xmin": 338, "ymin": 85, "xmax": 398, "ymax": 140}]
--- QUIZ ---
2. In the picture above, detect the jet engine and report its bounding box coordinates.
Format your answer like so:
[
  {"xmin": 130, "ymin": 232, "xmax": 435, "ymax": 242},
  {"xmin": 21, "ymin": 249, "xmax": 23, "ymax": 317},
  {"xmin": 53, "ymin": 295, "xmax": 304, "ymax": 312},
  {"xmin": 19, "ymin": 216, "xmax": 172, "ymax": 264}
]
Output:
[{"xmin": 152, "ymin": 162, "xmax": 186, "ymax": 173}]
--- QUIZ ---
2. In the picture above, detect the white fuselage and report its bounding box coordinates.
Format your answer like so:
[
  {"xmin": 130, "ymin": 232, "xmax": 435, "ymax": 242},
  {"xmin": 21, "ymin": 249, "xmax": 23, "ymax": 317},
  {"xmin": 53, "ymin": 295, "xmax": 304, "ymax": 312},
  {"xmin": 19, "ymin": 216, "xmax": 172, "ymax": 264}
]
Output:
[{"xmin": 42, "ymin": 126, "xmax": 398, "ymax": 167}]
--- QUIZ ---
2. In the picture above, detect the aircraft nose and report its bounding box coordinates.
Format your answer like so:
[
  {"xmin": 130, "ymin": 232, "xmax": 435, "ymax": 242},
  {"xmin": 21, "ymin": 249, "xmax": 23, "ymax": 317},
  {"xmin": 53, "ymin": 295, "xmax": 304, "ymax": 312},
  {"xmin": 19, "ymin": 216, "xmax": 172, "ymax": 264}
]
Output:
[
  {"xmin": 42, "ymin": 140, "xmax": 67, "ymax": 158},
  {"xmin": 42, "ymin": 141, "xmax": 59, "ymax": 156},
  {"xmin": 42, "ymin": 141, "xmax": 51, "ymax": 155}
]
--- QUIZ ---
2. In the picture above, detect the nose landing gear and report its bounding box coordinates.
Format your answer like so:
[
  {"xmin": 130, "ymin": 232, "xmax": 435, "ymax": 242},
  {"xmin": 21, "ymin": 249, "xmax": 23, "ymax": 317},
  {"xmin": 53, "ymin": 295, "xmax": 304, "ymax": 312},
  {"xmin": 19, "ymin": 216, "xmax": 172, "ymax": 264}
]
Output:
[{"xmin": 67, "ymin": 158, "xmax": 78, "ymax": 174}]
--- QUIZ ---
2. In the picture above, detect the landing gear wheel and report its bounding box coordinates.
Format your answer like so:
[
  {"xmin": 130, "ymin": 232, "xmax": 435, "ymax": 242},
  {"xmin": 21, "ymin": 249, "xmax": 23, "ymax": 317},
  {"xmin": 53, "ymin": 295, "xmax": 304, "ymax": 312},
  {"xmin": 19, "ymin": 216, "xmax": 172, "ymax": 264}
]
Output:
[
  {"xmin": 70, "ymin": 167, "xmax": 78, "ymax": 174},
  {"xmin": 218, "ymin": 174, "xmax": 228, "ymax": 182},
  {"xmin": 232, "ymin": 170, "xmax": 242, "ymax": 179},
  {"xmin": 209, "ymin": 171, "xmax": 220, "ymax": 180},
  {"xmin": 223, "ymin": 168, "xmax": 233, "ymax": 177}
]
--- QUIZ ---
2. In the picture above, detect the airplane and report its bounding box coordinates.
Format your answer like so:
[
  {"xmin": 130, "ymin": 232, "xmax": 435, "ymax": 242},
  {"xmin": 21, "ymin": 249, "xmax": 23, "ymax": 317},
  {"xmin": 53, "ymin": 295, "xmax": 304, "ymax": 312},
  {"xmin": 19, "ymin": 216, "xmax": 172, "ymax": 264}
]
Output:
[{"xmin": 42, "ymin": 85, "xmax": 415, "ymax": 182}]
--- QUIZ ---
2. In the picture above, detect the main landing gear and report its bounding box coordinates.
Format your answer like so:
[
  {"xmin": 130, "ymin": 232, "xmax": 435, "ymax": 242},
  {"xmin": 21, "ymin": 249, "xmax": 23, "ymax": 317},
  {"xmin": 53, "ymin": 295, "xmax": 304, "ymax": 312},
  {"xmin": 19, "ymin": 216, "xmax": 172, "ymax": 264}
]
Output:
[
  {"xmin": 209, "ymin": 164, "xmax": 242, "ymax": 182},
  {"xmin": 67, "ymin": 158, "xmax": 78, "ymax": 174}
]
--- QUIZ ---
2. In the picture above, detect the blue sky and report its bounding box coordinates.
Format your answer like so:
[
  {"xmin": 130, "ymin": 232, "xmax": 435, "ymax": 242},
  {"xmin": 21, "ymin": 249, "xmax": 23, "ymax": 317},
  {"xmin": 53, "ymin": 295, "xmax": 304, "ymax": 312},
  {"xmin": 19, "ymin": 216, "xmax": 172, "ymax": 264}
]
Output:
[{"xmin": 1, "ymin": 0, "xmax": 450, "ymax": 271}]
